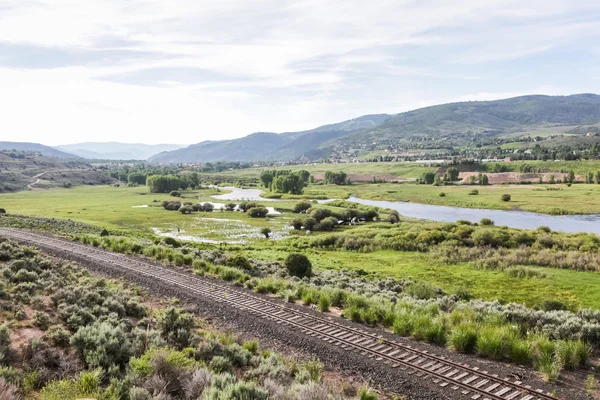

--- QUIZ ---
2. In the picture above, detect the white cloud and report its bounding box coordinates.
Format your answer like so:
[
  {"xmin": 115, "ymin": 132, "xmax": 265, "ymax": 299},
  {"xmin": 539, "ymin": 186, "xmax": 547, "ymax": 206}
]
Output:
[{"xmin": 0, "ymin": 0, "xmax": 599, "ymax": 145}]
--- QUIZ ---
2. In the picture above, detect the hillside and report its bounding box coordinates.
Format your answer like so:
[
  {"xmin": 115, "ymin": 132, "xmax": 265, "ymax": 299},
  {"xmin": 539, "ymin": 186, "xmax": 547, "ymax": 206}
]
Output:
[
  {"xmin": 0, "ymin": 141, "xmax": 78, "ymax": 159},
  {"xmin": 57, "ymin": 142, "xmax": 186, "ymax": 160},
  {"xmin": 347, "ymin": 93, "xmax": 600, "ymax": 145},
  {"xmin": 149, "ymin": 94, "xmax": 600, "ymax": 163},
  {"xmin": 149, "ymin": 114, "xmax": 391, "ymax": 163}
]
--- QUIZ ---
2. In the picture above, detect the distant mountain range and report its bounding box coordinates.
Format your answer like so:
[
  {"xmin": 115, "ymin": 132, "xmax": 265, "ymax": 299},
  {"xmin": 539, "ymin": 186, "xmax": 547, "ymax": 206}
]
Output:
[
  {"xmin": 149, "ymin": 114, "xmax": 391, "ymax": 163},
  {"xmin": 150, "ymin": 94, "xmax": 600, "ymax": 163},
  {"xmin": 56, "ymin": 142, "xmax": 186, "ymax": 160},
  {"xmin": 0, "ymin": 142, "xmax": 79, "ymax": 159}
]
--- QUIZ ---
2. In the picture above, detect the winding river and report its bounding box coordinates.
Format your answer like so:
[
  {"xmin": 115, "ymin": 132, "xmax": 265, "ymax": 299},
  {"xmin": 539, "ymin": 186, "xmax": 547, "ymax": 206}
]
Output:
[{"xmin": 213, "ymin": 187, "xmax": 600, "ymax": 234}]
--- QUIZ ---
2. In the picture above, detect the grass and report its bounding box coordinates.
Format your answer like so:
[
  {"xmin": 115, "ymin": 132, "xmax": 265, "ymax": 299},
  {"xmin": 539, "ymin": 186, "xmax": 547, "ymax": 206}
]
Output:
[
  {"xmin": 245, "ymin": 248, "xmax": 600, "ymax": 309},
  {"xmin": 4, "ymin": 184, "xmax": 600, "ymax": 309},
  {"xmin": 302, "ymin": 181, "xmax": 600, "ymax": 215},
  {"xmin": 0, "ymin": 185, "xmax": 294, "ymax": 242}
]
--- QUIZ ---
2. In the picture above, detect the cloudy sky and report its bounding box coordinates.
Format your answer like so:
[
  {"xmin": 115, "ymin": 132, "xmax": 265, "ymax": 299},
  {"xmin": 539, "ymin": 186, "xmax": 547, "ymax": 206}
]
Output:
[{"xmin": 1, "ymin": 0, "xmax": 600, "ymax": 146}]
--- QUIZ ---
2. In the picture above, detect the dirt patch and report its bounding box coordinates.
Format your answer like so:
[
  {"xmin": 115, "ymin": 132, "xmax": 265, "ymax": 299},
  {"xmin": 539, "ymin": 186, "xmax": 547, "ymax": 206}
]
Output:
[
  {"xmin": 458, "ymin": 172, "xmax": 585, "ymax": 184},
  {"xmin": 313, "ymin": 173, "xmax": 415, "ymax": 183}
]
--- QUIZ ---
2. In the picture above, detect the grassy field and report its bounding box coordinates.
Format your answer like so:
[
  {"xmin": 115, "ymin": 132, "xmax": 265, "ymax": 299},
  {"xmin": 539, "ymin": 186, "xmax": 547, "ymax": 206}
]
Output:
[
  {"xmin": 245, "ymin": 247, "xmax": 600, "ymax": 309},
  {"xmin": 305, "ymin": 181, "xmax": 600, "ymax": 214},
  {"xmin": 0, "ymin": 185, "xmax": 296, "ymax": 242},
  {"xmin": 3, "ymin": 184, "xmax": 600, "ymax": 309}
]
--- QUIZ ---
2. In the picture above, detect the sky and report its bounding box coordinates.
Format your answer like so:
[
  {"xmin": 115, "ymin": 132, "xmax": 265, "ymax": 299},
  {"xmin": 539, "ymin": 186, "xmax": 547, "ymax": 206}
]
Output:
[{"xmin": 1, "ymin": 1, "xmax": 600, "ymax": 146}]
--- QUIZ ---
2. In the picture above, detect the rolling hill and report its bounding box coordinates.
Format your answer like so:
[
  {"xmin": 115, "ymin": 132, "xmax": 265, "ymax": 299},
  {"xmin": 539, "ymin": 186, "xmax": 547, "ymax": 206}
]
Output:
[
  {"xmin": 148, "ymin": 94, "xmax": 600, "ymax": 163},
  {"xmin": 0, "ymin": 142, "xmax": 79, "ymax": 159},
  {"xmin": 149, "ymin": 114, "xmax": 391, "ymax": 163},
  {"xmin": 56, "ymin": 142, "xmax": 186, "ymax": 160}
]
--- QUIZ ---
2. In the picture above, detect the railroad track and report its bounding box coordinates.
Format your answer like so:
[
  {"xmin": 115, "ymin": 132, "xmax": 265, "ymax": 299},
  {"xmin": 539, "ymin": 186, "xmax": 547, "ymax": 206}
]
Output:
[{"xmin": 0, "ymin": 228, "xmax": 560, "ymax": 400}]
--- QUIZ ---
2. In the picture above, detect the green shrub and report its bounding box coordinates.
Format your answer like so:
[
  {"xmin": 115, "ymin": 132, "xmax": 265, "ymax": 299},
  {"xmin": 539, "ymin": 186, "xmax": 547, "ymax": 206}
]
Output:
[
  {"xmin": 248, "ymin": 207, "xmax": 269, "ymax": 218},
  {"xmin": 304, "ymin": 356, "xmax": 323, "ymax": 382},
  {"xmin": 70, "ymin": 321, "xmax": 132, "ymax": 370},
  {"xmin": 439, "ymin": 192, "xmax": 446, "ymax": 197},
  {"xmin": 479, "ymin": 218, "xmax": 494, "ymax": 226},
  {"xmin": 447, "ymin": 323, "xmax": 478, "ymax": 353},
  {"xmin": 208, "ymin": 355, "xmax": 232, "ymax": 373},
  {"xmin": 45, "ymin": 325, "xmax": 71, "ymax": 348},
  {"xmin": 157, "ymin": 307, "xmax": 197, "ymax": 349},
  {"xmin": 285, "ymin": 254, "xmax": 312, "ymax": 278},
  {"xmin": 0, "ymin": 325, "xmax": 9, "ymax": 365},
  {"xmin": 359, "ymin": 387, "xmax": 378, "ymax": 400},
  {"xmin": 468, "ymin": 189, "xmax": 479, "ymax": 195},
  {"xmin": 226, "ymin": 254, "xmax": 252, "ymax": 270},
  {"xmin": 501, "ymin": 194, "xmax": 511, "ymax": 202},
  {"xmin": 33, "ymin": 311, "xmax": 52, "ymax": 330},
  {"xmin": 318, "ymin": 295, "xmax": 330, "ymax": 312}
]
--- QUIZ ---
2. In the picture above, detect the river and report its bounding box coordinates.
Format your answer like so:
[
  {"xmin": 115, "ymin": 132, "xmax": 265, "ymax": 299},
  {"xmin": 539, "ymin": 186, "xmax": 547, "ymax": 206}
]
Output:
[{"xmin": 213, "ymin": 187, "xmax": 600, "ymax": 234}]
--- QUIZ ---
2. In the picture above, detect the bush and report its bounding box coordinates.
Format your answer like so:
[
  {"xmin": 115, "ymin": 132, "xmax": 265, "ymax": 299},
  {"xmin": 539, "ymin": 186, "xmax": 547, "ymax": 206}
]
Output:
[
  {"xmin": 179, "ymin": 206, "xmax": 193, "ymax": 214},
  {"xmin": 226, "ymin": 254, "xmax": 252, "ymax": 270},
  {"xmin": 260, "ymin": 227, "xmax": 271, "ymax": 239},
  {"xmin": 208, "ymin": 356, "xmax": 232, "ymax": 373},
  {"xmin": 468, "ymin": 189, "xmax": 479, "ymax": 195},
  {"xmin": 70, "ymin": 321, "xmax": 132, "ymax": 370},
  {"xmin": 170, "ymin": 190, "xmax": 182, "ymax": 197},
  {"xmin": 45, "ymin": 326, "xmax": 71, "ymax": 348},
  {"xmin": 33, "ymin": 311, "xmax": 51, "ymax": 330},
  {"xmin": 248, "ymin": 207, "xmax": 269, "ymax": 218},
  {"xmin": 285, "ymin": 254, "xmax": 312, "ymax": 278},
  {"xmin": 479, "ymin": 218, "xmax": 494, "ymax": 226},
  {"xmin": 501, "ymin": 194, "xmax": 511, "ymax": 202},
  {"xmin": 302, "ymin": 217, "xmax": 318, "ymax": 231},
  {"xmin": 439, "ymin": 192, "xmax": 446, "ymax": 197},
  {"xmin": 291, "ymin": 219, "xmax": 303, "ymax": 230},
  {"xmin": 293, "ymin": 201, "xmax": 312, "ymax": 213},
  {"xmin": 157, "ymin": 307, "xmax": 197, "ymax": 349},
  {"xmin": 447, "ymin": 323, "xmax": 478, "ymax": 353},
  {"xmin": 0, "ymin": 325, "xmax": 9, "ymax": 365}
]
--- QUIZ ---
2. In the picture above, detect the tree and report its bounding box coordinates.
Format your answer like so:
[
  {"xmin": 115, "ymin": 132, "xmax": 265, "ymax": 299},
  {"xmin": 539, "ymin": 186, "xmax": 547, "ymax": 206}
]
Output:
[
  {"xmin": 260, "ymin": 227, "xmax": 271, "ymax": 239},
  {"xmin": 567, "ymin": 170, "xmax": 575, "ymax": 184},
  {"xmin": 272, "ymin": 173, "xmax": 304, "ymax": 194},
  {"xmin": 324, "ymin": 171, "xmax": 348, "ymax": 185},
  {"xmin": 127, "ymin": 173, "xmax": 147, "ymax": 185},
  {"xmin": 481, "ymin": 174, "xmax": 489, "ymax": 185},
  {"xmin": 147, "ymin": 175, "xmax": 184, "ymax": 193},
  {"xmin": 588, "ymin": 172, "xmax": 594, "ymax": 184},
  {"xmin": 421, "ymin": 172, "xmax": 435, "ymax": 185},
  {"xmin": 260, "ymin": 171, "xmax": 274, "ymax": 188},
  {"xmin": 447, "ymin": 167, "xmax": 459, "ymax": 181},
  {"xmin": 298, "ymin": 170, "xmax": 311, "ymax": 183},
  {"xmin": 285, "ymin": 254, "xmax": 312, "ymax": 278}
]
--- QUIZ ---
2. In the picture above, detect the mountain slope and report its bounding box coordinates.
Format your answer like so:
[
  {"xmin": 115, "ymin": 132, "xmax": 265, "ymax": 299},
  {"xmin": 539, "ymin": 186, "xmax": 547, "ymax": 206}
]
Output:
[
  {"xmin": 56, "ymin": 142, "xmax": 186, "ymax": 160},
  {"xmin": 149, "ymin": 114, "xmax": 391, "ymax": 163},
  {"xmin": 0, "ymin": 142, "xmax": 79, "ymax": 159},
  {"xmin": 349, "ymin": 94, "xmax": 600, "ymax": 144}
]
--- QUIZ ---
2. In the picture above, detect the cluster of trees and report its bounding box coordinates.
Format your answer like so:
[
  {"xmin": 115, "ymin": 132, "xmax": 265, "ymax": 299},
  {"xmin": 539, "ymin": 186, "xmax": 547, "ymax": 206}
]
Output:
[
  {"xmin": 260, "ymin": 170, "xmax": 311, "ymax": 194},
  {"xmin": 147, "ymin": 175, "xmax": 184, "ymax": 193},
  {"xmin": 291, "ymin": 203, "xmax": 379, "ymax": 232},
  {"xmin": 324, "ymin": 171, "xmax": 349, "ymax": 185}
]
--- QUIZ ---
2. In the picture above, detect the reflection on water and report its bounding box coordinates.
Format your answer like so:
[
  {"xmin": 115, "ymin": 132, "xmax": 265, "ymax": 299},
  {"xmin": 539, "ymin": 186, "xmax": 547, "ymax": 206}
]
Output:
[{"xmin": 211, "ymin": 186, "xmax": 600, "ymax": 234}]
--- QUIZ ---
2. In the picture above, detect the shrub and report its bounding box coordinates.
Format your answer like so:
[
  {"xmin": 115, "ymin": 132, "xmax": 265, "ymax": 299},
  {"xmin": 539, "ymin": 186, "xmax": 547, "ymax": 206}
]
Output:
[
  {"xmin": 293, "ymin": 201, "xmax": 312, "ymax": 213},
  {"xmin": 225, "ymin": 203, "xmax": 237, "ymax": 211},
  {"xmin": 302, "ymin": 217, "xmax": 318, "ymax": 231},
  {"xmin": 157, "ymin": 307, "xmax": 197, "ymax": 349},
  {"xmin": 170, "ymin": 190, "xmax": 182, "ymax": 197},
  {"xmin": 248, "ymin": 207, "xmax": 269, "ymax": 218},
  {"xmin": 468, "ymin": 189, "xmax": 479, "ymax": 195},
  {"xmin": 479, "ymin": 218, "xmax": 494, "ymax": 226},
  {"xmin": 70, "ymin": 321, "xmax": 132, "ymax": 370},
  {"xmin": 100, "ymin": 229, "xmax": 109, "ymax": 237},
  {"xmin": 45, "ymin": 326, "xmax": 71, "ymax": 348},
  {"xmin": 501, "ymin": 194, "xmax": 511, "ymax": 202},
  {"xmin": 208, "ymin": 356, "xmax": 232, "ymax": 373},
  {"xmin": 291, "ymin": 219, "xmax": 303, "ymax": 230},
  {"xmin": 439, "ymin": 192, "xmax": 446, "ymax": 197},
  {"xmin": 0, "ymin": 378, "xmax": 19, "ymax": 400},
  {"xmin": 359, "ymin": 387, "xmax": 378, "ymax": 400},
  {"xmin": 260, "ymin": 227, "xmax": 271, "ymax": 239},
  {"xmin": 33, "ymin": 311, "xmax": 52, "ymax": 330},
  {"xmin": 285, "ymin": 254, "xmax": 312, "ymax": 278},
  {"xmin": 447, "ymin": 323, "xmax": 478, "ymax": 353},
  {"xmin": 163, "ymin": 237, "xmax": 180, "ymax": 248},
  {"xmin": 179, "ymin": 206, "xmax": 193, "ymax": 214},
  {"xmin": 0, "ymin": 325, "xmax": 9, "ymax": 365},
  {"xmin": 226, "ymin": 254, "xmax": 252, "ymax": 270},
  {"xmin": 317, "ymin": 295, "xmax": 330, "ymax": 312}
]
